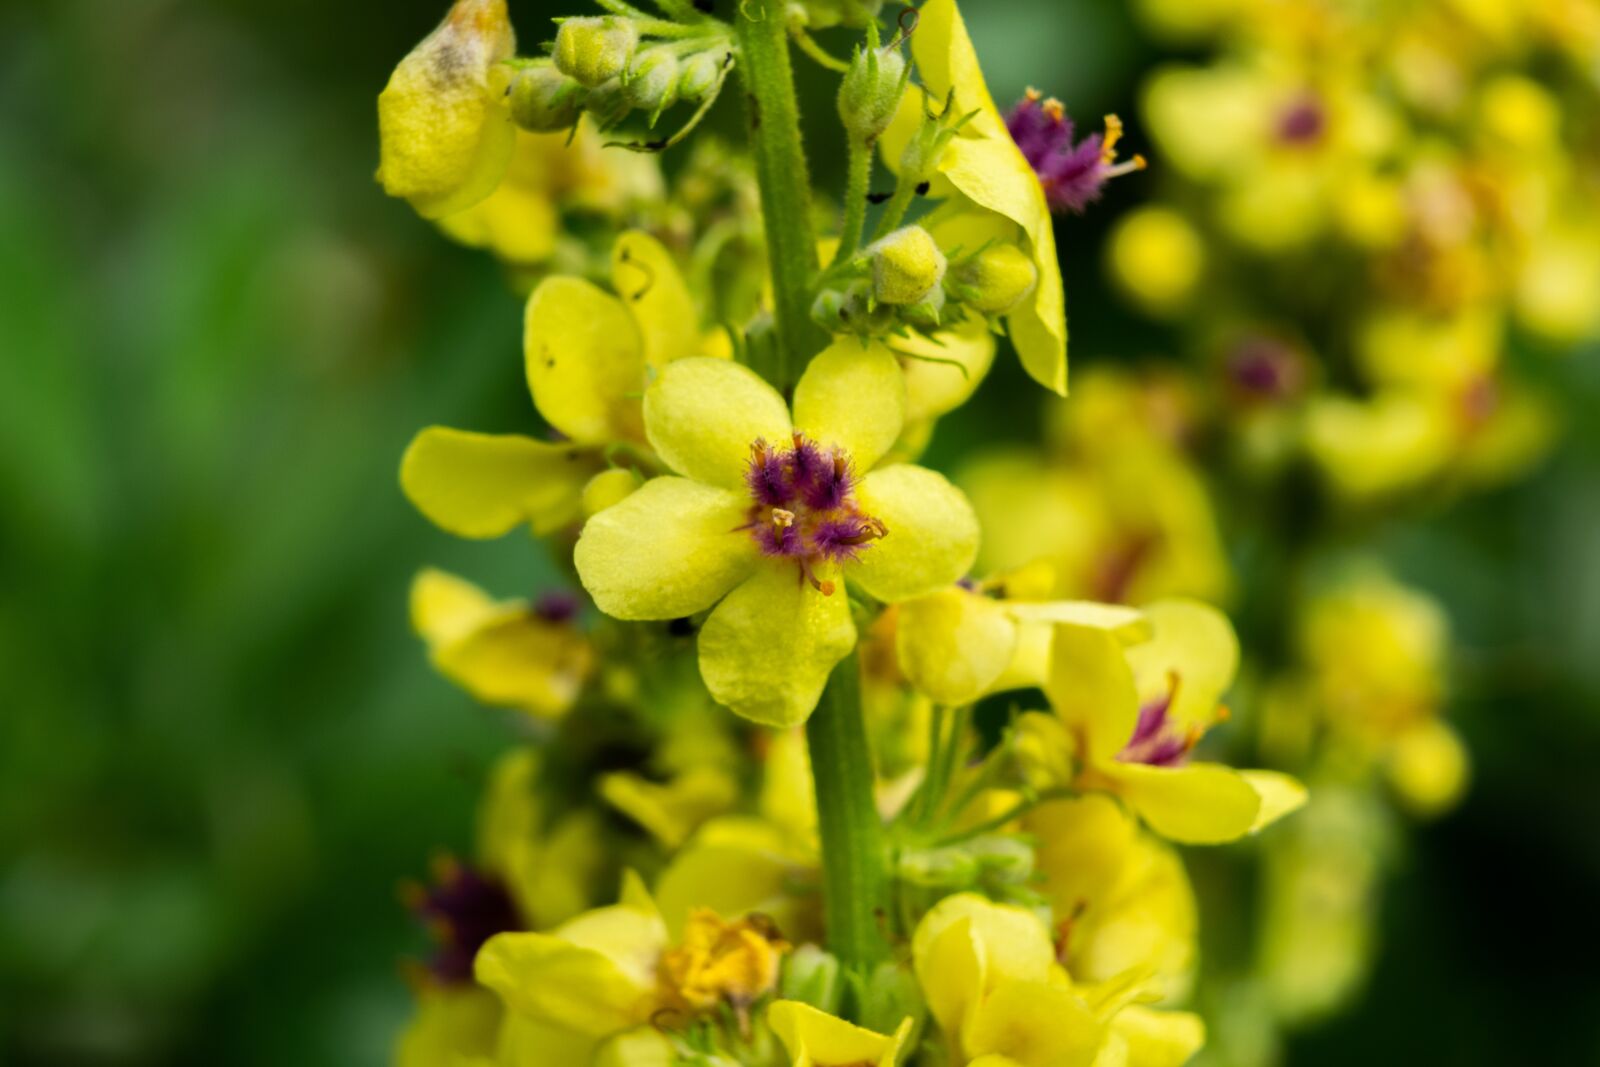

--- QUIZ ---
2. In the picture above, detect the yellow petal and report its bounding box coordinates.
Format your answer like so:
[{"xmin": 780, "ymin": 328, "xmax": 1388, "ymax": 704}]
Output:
[
  {"xmin": 494, "ymin": 1014, "xmax": 599, "ymax": 1066},
  {"xmin": 1110, "ymin": 1005, "xmax": 1205, "ymax": 1067},
  {"xmin": 574, "ymin": 476, "xmax": 756, "ymax": 621},
  {"xmin": 594, "ymin": 1028, "xmax": 678, "ymax": 1067},
  {"xmin": 475, "ymin": 927, "xmax": 657, "ymax": 1037},
  {"xmin": 655, "ymin": 836, "xmax": 810, "ymax": 944},
  {"xmin": 524, "ymin": 276, "xmax": 646, "ymax": 445},
  {"xmin": 1006, "ymin": 601, "xmax": 1150, "ymax": 640},
  {"xmin": 1105, "ymin": 762, "xmax": 1261, "ymax": 844},
  {"xmin": 909, "ymin": 0, "xmax": 1066, "ymax": 394},
  {"xmin": 1125, "ymin": 600, "xmax": 1238, "ymax": 728},
  {"xmin": 895, "ymin": 587, "xmax": 1019, "ymax": 705},
  {"xmin": 433, "ymin": 606, "xmax": 592, "ymax": 717},
  {"xmin": 913, "ymin": 893, "xmax": 1055, "ymax": 1038},
  {"xmin": 644, "ymin": 358, "xmax": 793, "ymax": 490},
  {"xmin": 1385, "ymin": 719, "xmax": 1469, "ymax": 817},
  {"xmin": 1240, "ymin": 769, "xmax": 1309, "ymax": 832},
  {"xmin": 436, "ymin": 132, "xmax": 560, "ymax": 264},
  {"xmin": 395, "ymin": 986, "xmax": 500, "ymax": 1067},
  {"xmin": 612, "ymin": 230, "xmax": 700, "ymax": 368},
  {"xmin": 792, "ymin": 341, "xmax": 908, "ymax": 472},
  {"xmin": 769, "ymin": 1000, "xmax": 910, "ymax": 1067},
  {"xmin": 598, "ymin": 767, "xmax": 739, "ymax": 849},
  {"xmin": 697, "ymin": 566, "xmax": 858, "ymax": 727},
  {"xmin": 850, "ymin": 465, "xmax": 980, "ymax": 603},
  {"xmin": 894, "ymin": 324, "xmax": 999, "ymax": 422},
  {"xmin": 410, "ymin": 568, "xmax": 497, "ymax": 646},
  {"xmin": 1047, "ymin": 624, "xmax": 1140, "ymax": 764},
  {"xmin": 963, "ymin": 980, "xmax": 1106, "ymax": 1067},
  {"xmin": 375, "ymin": 0, "xmax": 517, "ymax": 219},
  {"xmin": 400, "ymin": 427, "xmax": 594, "ymax": 538}
]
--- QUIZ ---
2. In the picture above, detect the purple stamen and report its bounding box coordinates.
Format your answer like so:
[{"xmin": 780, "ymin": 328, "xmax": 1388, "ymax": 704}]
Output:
[
  {"xmin": 1116, "ymin": 685, "xmax": 1199, "ymax": 768},
  {"xmin": 746, "ymin": 438, "xmax": 793, "ymax": 507},
  {"xmin": 407, "ymin": 859, "xmax": 521, "ymax": 985},
  {"xmin": 534, "ymin": 590, "xmax": 581, "ymax": 623},
  {"xmin": 1006, "ymin": 93, "xmax": 1143, "ymax": 215},
  {"xmin": 1277, "ymin": 93, "xmax": 1326, "ymax": 146}
]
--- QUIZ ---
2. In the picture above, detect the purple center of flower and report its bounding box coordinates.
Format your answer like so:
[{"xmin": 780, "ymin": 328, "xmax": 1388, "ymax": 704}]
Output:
[
  {"xmin": 534, "ymin": 590, "xmax": 581, "ymax": 623},
  {"xmin": 1227, "ymin": 336, "xmax": 1306, "ymax": 401},
  {"xmin": 1276, "ymin": 93, "xmax": 1327, "ymax": 146},
  {"xmin": 404, "ymin": 857, "xmax": 521, "ymax": 985},
  {"xmin": 741, "ymin": 433, "xmax": 887, "ymax": 595},
  {"xmin": 1006, "ymin": 90, "xmax": 1146, "ymax": 214},
  {"xmin": 1116, "ymin": 687, "xmax": 1202, "ymax": 768}
]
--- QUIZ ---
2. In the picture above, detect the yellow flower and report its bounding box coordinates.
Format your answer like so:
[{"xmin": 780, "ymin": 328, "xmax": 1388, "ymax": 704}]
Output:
[
  {"xmin": 598, "ymin": 765, "xmax": 740, "ymax": 849},
  {"xmin": 394, "ymin": 984, "xmax": 500, "ymax": 1067},
  {"xmin": 768, "ymin": 1000, "xmax": 912, "ymax": 1067},
  {"xmin": 1025, "ymin": 795, "xmax": 1197, "ymax": 999},
  {"xmin": 476, "ymin": 875, "xmax": 789, "ymax": 1057},
  {"xmin": 376, "ymin": 0, "xmax": 517, "ymax": 220},
  {"xmin": 402, "ymin": 231, "xmax": 706, "ymax": 538},
  {"xmin": 912, "ymin": 893, "xmax": 1205, "ymax": 1067},
  {"xmin": 1041, "ymin": 600, "xmax": 1306, "ymax": 843},
  {"xmin": 879, "ymin": 0, "xmax": 1069, "ymax": 395},
  {"xmin": 573, "ymin": 345, "xmax": 979, "ymax": 726},
  {"xmin": 894, "ymin": 562, "xmax": 1148, "ymax": 706},
  {"xmin": 410, "ymin": 569, "xmax": 593, "ymax": 719}
]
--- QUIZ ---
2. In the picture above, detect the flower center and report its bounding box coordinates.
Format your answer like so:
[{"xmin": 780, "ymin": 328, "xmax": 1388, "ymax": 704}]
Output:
[
  {"xmin": 743, "ymin": 433, "xmax": 888, "ymax": 595},
  {"xmin": 658, "ymin": 909, "xmax": 789, "ymax": 1015},
  {"xmin": 401, "ymin": 855, "xmax": 521, "ymax": 985},
  {"xmin": 1114, "ymin": 673, "xmax": 1224, "ymax": 768},
  {"xmin": 1007, "ymin": 89, "xmax": 1146, "ymax": 215}
]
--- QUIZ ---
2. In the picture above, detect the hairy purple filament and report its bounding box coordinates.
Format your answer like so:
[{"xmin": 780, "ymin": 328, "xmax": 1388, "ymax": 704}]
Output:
[
  {"xmin": 1116, "ymin": 693, "xmax": 1199, "ymax": 768},
  {"xmin": 1277, "ymin": 93, "xmax": 1327, "ymax": 146},
  {"xmin": 742, "ymin": 434, "xmax": 887, "ymax": 594},
  {"xmin": 405, "ymin": 859, "xmax": 521, "ymax": 984},
  {"xmin": 534, "ymin": 590, "xmax": 582, "ymax": 623},
  {"xmin": 1006, "ymin": 91, "xmax": 1145, "ymax": 214}
]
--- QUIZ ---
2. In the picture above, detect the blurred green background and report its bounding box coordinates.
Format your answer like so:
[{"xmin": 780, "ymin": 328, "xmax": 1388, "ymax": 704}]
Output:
[{"xmin": 2, "ymin": 1, "xmax": 1598, "ymax": 1064}]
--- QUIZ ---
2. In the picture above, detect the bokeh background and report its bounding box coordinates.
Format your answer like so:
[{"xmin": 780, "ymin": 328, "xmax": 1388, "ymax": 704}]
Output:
[{"xmin": 3, "ymin": 0, "xmax": 1598, "ymax": 1064}]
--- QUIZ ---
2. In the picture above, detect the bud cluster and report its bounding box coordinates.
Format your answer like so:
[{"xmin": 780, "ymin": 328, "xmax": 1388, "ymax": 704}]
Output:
[{"xmin": 508, "ymin": 15, "xmax": 733, "ymax": 140}]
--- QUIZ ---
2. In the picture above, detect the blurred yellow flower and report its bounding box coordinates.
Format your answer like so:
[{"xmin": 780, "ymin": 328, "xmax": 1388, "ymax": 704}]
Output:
[
  {"xmin": 410, "ymin": 568, "xmax": 593, "ymax": 719},
  {"xmin": 768, "ymin": 999, "xmax": 912, "ymax": 1067}
]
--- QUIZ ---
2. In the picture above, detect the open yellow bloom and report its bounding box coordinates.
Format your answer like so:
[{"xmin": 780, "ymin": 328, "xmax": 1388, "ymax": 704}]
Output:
[
  {"xmin": 768, "ymin": 1000, "xmax": 912, "ymax": 1067},
  {"xmin": 880, "ymin": 0, "xmax": 1069, "ymax": 395},
  {"xmin": 1025, "ymin": 795, "xmax": 1197, "ymax": 998},
  {"xmin": 913, "ymin": 893, "xmax": 1204, "ymax": 1067},
  {"xmin": 376, "ymin": 0, "xmax": 517, "ymax": 220},
  {"xmin": 574, "ymin": 345, "xmax": 979, "ymax": 726},
  {"xmin": 402, "ymin": 231, "xmax": 705, "ymax": 538},
  {"xmin": 1040, "ymin": 600, "xmax": 1306, "ymax": 843},
  {"xmin": 410, "ymin": 569, "xmax": 593, "ymax": 719},
  {"xmin": 894, "ymin": 561, "xmax": 1148, "ymax": 706},
  {"xmin": 476, "ymin": 875, "xmax": 789, "ymax": 1060}
]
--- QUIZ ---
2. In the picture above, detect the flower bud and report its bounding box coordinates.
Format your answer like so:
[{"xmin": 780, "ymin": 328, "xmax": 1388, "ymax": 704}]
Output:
[
  {"xmin": 509, "ymin": 64, "xmax": 585, "ymax": 133},
  {"xmin": 779, "ymin": 944, "xmax": 842, "ymax": 1014},
  {"xmin": 554, "ymin": 16, "xmax": 639, "ymax": 88},
  {"xmin": 624, "ymin": 50, "xmax": 679, "ymax": 116},
  {"xmin": 795, "ymin": 0, "xmax": 887, "ymax": 29},
  {"xmin": 376, "ymin": 0, "xmax": 517, "ymax": 219},
  {"xmin": 869, "ymin": 226, "xmax": 947, "ymax": 306},
  {"xmin": 677, "ymin": 51, "xmax": 724, "ymax": 104},
  {"xmin": 855, "ymin": 962, "xmax": 925, "ymax": 1039},
  {"xmin": 968, "ymin": 834, "xmax": 1036, "ymax": 885},
  {"xmin": 950, "ymin": 242, "xmax": 1039, "ymax": 314},
  {"xmin": 584, "ymin": 77, "xmax": 633, "ymax": 130},
  {"xmin": 811, "ymin": 287, "xmax": 851, "ymax": 333},
  {"xmin": 898, "ymin": 844, "xmax": 978, "ymax": 887},
  {"xmin": 837, "ymin": 39, "xmax": 908, "ymax": 143},
  {"xmin": 900, "ymin": 282, "xmax": 946, "ymax": 330}
]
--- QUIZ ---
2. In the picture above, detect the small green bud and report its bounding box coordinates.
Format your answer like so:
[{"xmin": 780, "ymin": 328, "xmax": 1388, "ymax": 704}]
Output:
[
  {"xmin": 900, "ymin": 283, "xmax": 946, "ymax": 330},
  {"xmin": 797, "ymin": 0, "xmax": 887, "ymax": 29},
  {"xmin": 898, "ymin": 844, "xmax": 979, "ymax": 887},
  {"xmin": 811, "ymin": 287, "xmax": 851, "ymax": 333},
  {"xmin": 968, "ymin": 834, "xmax": 1036, "ymax": 885},
  {"xmin": 951, "ymin": 243, "xmax": 1039, "ymax": 314},
  {"xmin": 779, "ymin": 944, "xmax": 842, "ymax": 1014},
  {"xmin": 624, "ymin": 50, "xmax": 679, "ymax": 115},
  {"xmin": 837, "ymin": 36, "xmax": 909, "ymax": 143},
  {"xmin": 509, "ymin": 64, "xmax": 585, "ymax": 133},
  {"xmin": 856, "ymin": 961, "xmax": 926, "ymax": 1038},
  {"xmin": 554, "ymin": 16, "xmax": 639, "ymax": 87},
  {"xmin": 584, "ymin": 77, "xmax": 632, "ymax": 129},
  {"xmin": 677, "ymin": 51, "xmax": 724, "ymax": 104},
  {"xmin": 869, "ymin": 226, "xmax": 948, "ymax": 306}
]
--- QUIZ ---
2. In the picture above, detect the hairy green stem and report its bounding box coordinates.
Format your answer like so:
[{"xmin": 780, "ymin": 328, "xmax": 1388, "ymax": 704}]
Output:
[
  {"xmin": 830, "ymin": 138, "xmax": 873, "ymax": 268},
  {"xmin": 870, "ymin": 171, "xmax": 919, "ymax": 240},
  {"xmin": 734, "ymin": 0, "xmax": 826, "ymax": 392},
  {"xmin": 806, "ymin": 651, "xmax": 891, "ymax": 974}
]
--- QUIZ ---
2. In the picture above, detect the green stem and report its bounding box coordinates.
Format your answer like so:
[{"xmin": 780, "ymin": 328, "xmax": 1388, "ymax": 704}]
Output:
[
  {"xmin": 830, "ymin": 138, "xmax": 873, "ymax": 269},
  {"xmin": 806, "ymin": 651, "xmax": 891, "ymax": 973},
  {"xmin": 734, "ymin": 0, "xmax": 826, "ymax": 393},
  {"xmin": 870, "ymin": 172, "xmax": 918, "ymax": 241}
]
